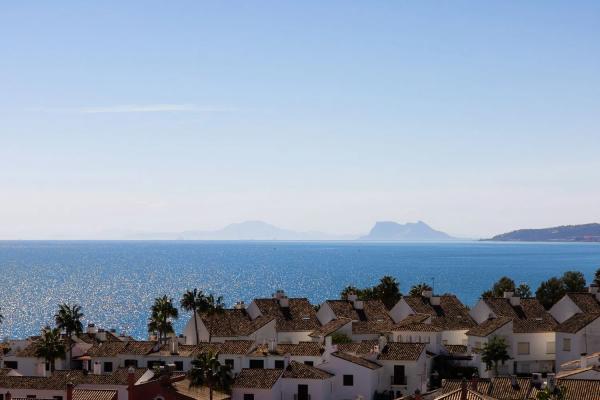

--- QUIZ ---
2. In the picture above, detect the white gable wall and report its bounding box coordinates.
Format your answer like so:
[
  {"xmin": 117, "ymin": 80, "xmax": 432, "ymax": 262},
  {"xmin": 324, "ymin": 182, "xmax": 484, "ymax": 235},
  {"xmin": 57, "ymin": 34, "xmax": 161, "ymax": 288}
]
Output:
[{"xmin": 549, "ymin": 296, "xmax": 583, "ymax": 324}]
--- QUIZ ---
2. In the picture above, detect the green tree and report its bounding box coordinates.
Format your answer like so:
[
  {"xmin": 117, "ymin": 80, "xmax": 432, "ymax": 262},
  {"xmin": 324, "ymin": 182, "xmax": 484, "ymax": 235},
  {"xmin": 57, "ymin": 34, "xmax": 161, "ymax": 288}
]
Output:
[
  {"xmin": 372, "ymin": 276, "xmax": 402, "ymax": 309},
  {"xmin": 536, "ymin": 385, "xmax": 566, "ymax": 400},
  {"xmin": 409, "ymin": 283, "xmax": 433, "ymax": 296},
  {"xmin": 481, "ymin": 336, "xmax": 510, "ymax": 375},
  {"xmin": 189, "ymin": 351, "xmax": 233, "ymax": 400},
  {"xmin": 515, "ymin": 283, "xmax": 532, "ymax": 298},
  {"xmin": 55, "ymin": 303, "xmax": 83, "ymax": 369},
  {"xmin": 536, "ymin": 277, "xmax": 565, "ymax": 309},
  {"xmin": 481, "ymin": 290, "xmax": 494, "ymax": 299},
  {"xmin": 148, "ymin": 295, "xmax": 179, "ymax": 344},
  {"xmin": 593, "ymin": 268, "xmax": 600, "ymax": 287},
  {"xmin": 561, "ymin": 271, "xmax": 586, "ymax": 292},
  {"xmin": 202, "ymin": 294, "xmax": 225, "ymax": 343},
  {"xmin": 181, "ymin": 289, "xmax": 207, "ymax": 345},
  {"xmin": 34, "ymin": 326, "xmax": 66, "ymax": 372},
  {"xmin": 330, "ymin": 332, "xmax": 352, "ymax": 344},
  {"xmin": 488, "ymin": 276, "xmax": 516, "ymax": 298}
]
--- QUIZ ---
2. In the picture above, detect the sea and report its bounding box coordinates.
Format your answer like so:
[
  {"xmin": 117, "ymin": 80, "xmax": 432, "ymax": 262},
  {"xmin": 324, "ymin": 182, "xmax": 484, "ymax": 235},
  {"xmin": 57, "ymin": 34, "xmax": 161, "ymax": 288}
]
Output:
[{"xmin": 0, "ymin": 240, "xmax": 599, "ymax": 340}]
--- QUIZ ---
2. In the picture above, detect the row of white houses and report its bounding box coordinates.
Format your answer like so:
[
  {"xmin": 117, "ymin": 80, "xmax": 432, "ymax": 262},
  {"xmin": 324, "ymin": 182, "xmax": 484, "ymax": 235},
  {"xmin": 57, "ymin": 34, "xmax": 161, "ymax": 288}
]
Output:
[{"xmin": 1, "ymin": 286, "xmax": 600, "ymax": 400}]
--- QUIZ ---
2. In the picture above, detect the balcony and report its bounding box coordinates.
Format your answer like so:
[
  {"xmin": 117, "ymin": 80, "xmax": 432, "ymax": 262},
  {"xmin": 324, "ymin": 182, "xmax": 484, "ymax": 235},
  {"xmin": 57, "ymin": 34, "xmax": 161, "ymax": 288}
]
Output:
[{"xmin": 391, "ymin": 375, "xmax": 408, "ymax": 386}]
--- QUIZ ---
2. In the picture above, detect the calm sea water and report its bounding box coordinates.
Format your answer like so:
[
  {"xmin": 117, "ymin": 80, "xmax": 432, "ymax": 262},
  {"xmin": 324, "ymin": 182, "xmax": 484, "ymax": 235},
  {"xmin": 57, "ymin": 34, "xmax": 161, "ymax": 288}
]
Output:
[{"xmin": 0, "ymin": 240, "xmax": 599, "ymax": 339}]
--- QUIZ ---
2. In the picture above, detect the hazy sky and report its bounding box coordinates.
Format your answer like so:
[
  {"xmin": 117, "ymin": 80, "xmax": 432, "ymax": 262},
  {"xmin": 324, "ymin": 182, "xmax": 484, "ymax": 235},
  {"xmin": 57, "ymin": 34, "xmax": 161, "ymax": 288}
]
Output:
[{"xmin": 1, "ymin": 1, "xmax": 599, "ymax": 239}]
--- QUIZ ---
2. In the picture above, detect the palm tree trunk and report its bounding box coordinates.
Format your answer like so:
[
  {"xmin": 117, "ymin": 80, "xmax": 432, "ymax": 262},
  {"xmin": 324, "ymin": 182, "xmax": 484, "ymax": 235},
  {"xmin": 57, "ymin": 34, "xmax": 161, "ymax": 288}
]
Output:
[
  {"xmin": 209, "ymin": 385, "xmax": 213, "ymax": 400},
  {"xmin": 193, "ymin": 310, "xmax": 200, "ymax": 344},
  {"xmin": 67, "ymin": 333, "xmax": 72, "ymax": 369}
]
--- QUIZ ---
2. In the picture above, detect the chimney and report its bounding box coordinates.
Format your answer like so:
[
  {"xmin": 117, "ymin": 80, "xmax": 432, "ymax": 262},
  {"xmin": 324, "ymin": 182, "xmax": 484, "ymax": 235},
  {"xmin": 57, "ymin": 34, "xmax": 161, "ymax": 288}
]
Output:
[
  {"xmin": 234, "ymin": 301, "xmax": 245, "ymax": 310},
  {"xmin": 430, "ymin": 296, "xmax": 441, "ymax": 306},
  {"xmin": 531, "ymin": 373, "xmax": 542, "ymax": 389},
  {"xmin": 421, "ymin": 290, "xmax": 433, "ymax": 298},
  {"xmin": 378, "ymin": 335, "xmax": 387, "ymax": 350},
  {"xmin": 273, "ymin": 290, "xmax": 285, "ymax": 299},
  {"xmin": 509, "ymin": 296, "xmax": 521, "ymax": 307},
  {"xmin": 268, "ymin": 339, "xmax": 276, "ymax": 353},
  {"xmin": 589, "ymin": 284, "xmax": 599, "ymax": 294},
  {"xmin": 284, "ymin": 354, "xmax": 291, "ymax": 369},
  {"xmin": 580, "ymin": 353, "xmax": 588, "ymax": 368},
  {"xmin": 6, "ymin": 392, "xmax": 11, "ymax": 400},
  {"xmin": 460, "ymin": 378, "xmax": 468, "ymax": 400},
  {"xmin": 93, "ymin": 361, "xmax": 102, "ymax": 375},
  {"xmin": 503, "ymin": 291, "xmax": 514, "ymax": 299},
  {"xmin": 170, "ymin": 336, "xmax": 179, "ymax": 355},
  {"xmin": 97, "ymin": 329, "xmax": 107, "ymax": 342},
  {"xmin": 128, "ymin": 366, "xmax": 136, "ymax": 400},
  {"xmin": 66, "ymin": 382, "xmax": 74, "ymax": 400},
  {"xmin": 279, "ymin": 297, "xmax": 289, "ymax": 308},
  {"xmin": 87, "ymin": 323, "xmax": 98, "ymax": 335},
  {"xmin": 325, "ymin": 336, "xmax": 333, "ymax": 350},
  {"xmin": 353, "ymin": 300, "xmax": 364, "ymax": 310},
  {"xmin": 347, "ymin": 293, "xmax": 358, "ymax": 302}
]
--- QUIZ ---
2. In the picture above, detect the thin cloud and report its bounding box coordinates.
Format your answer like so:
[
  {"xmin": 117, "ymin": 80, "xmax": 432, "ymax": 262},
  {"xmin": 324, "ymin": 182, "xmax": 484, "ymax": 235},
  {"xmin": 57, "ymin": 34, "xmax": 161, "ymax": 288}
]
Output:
[{"xmin": 31, "ymin": 104, "xmax": 236, "ymax": 114}]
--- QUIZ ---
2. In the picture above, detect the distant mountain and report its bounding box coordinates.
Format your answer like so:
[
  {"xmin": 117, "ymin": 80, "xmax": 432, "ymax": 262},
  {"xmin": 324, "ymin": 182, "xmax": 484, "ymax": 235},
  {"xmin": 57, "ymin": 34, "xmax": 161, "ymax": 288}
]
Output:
[
  {"xmin": 488, "ymin": 223, "xmax": 600, "ymax": 242},
  {"xmin": 359, "ymin": 221, "xmax": 454, "ymax": 241},
  {"xmin": 124, "ymin": 221, "xmax": 355, "ymax": 241}
]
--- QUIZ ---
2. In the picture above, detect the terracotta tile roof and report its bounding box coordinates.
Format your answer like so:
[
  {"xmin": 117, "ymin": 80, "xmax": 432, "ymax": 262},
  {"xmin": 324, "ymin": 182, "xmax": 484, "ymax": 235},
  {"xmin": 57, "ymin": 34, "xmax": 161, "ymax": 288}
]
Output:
[
  {"xmin": 326, "ymin": 300, "xmax": 393, "ymax": 323},
  {"xmin": 0, "ymin": 368, "xmax": 13, "ymax": 376},
  {"xmin": 444, "ymin": 345, "xmax": 468, "ymax": 355},
  {"xmin": 565, "ymin": 293, "xmax": 600, "ymax": 313},
  {"xmin": 282, "ymin": 361, "xmax": 333, "ymax": 380},
  {"xmin": 331, "ymin": 352, "xmax": 382, "ymax": 370},
  {"xmin": 202, "ymin": 309, "xmax": 274, "ymax": 337},
  {"xmin": 435, "ymin": 388, "xmax": 492, "ymax": 400},
  {"xmin": 76, "ymin": 331, "xmax": 122, "ymax": 344},
  {"xmin": 466, "ymin": 317, "xmax": 512, "ymax": 337},
  {"xmin": 309, "ymin": 318, "xmax": 352, "ymax": 338},
  {"xmin": 0, "ymin": 368, "xmax": 148, "ymax": 390},
  {"xmin": 336, "ymin": 340, "xmax": 378, "ymax": 355},
  {"xmin": 150, "ymin": 343, "xmax": 220, "ymax": 358},
  {"xmin": 442, "ymin": 379, "xmax": 491, "ymax": 395},
  {"xmin": 555, "ymin": 312, "xmax": 600, "ymax": 333},
  {"xmin": 561, "ymin": 351, "xmax": 600, "ymax": 369},
  {"xmin": 251, "ymin": 342, "xmax": 323, "ymax": 357},
  {"xmin": 549, "ymin": 378, "xmax": 600, "ymax": 400},
  {"xmin": 377, "ymin": 343, "xmax": 425, "ymax": 361},
  {"xmin": 85, "ymin": 340, "xmax": 158, "ymax": 357},
  {"xmin": 217, "ymin": 340, "xmax": 256, "ymax": 355},
  {"xmin": 254, "ymin": 298, "xmax": 320, "ymax": 331},
  {"xmin": 171, "ymin": 378, "xmax": 230, "ymax": 400},
  {"xmin": 233, "ymin": 368, "xmax": 283, "ymax": 389},
  {"xmin": 487, "ymin": 376, "xmax": 533, "ymax": 399},
  {"xmin": 403, "ymin": 295, "xmax": 476, "ymax": 330},
  {"xmin": 556, "ymin": 366, "xmax": 600, "ymax": 378},
  {"xmin": 483, "ymin": 298, "xmax": 557, "ymax": 333},
  {"xmin": 73, "ymin": 389, "xmax": 118, "ymax": 400}
]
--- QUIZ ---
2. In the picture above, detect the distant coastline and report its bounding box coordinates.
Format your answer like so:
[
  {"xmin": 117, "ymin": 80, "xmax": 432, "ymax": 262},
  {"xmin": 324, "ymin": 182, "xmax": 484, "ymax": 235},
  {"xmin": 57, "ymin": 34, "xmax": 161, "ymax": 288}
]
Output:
[{"xmin": 485, "ymin": 223, "xmax": 600, "ymax": 243}]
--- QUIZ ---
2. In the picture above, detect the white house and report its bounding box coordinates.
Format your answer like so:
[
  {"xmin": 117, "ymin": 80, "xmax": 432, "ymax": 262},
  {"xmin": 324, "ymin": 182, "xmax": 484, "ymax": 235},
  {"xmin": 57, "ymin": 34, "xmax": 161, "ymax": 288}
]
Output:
[
  {"xmin": 388, "ymin": 314, "xmax": 443, "ymax": 355},
  {"xmin": 389, "ymin": 291, "xmax": 476, "ymax": 346},
  {"xmin": 247, "ymin": 291, "xmax": 322, "ymax": 344},
  {"xmin": 549, "ymin": 287, "xmax": 600, "ymax": 370},
  {"xmin": 316, "ymin": 296, "xmax": 394, "ymax": 342},
  {"xmin": 232, "ymin": 368, "xmax": 284, "ymax": 400},
  {"xmin": 183, "ymin": 307, "xmax": 276, "ymax": 345},
  {"xmin": 280, "ymin": 361, "xmax": 335, "ymax": 400},
  {"xmin": 375, "ymin": 342, "xmax": 428, "ymax": 397},
  {"xmin": 469, "ymin": 293, "xmax": 558, "ymax": 375}
]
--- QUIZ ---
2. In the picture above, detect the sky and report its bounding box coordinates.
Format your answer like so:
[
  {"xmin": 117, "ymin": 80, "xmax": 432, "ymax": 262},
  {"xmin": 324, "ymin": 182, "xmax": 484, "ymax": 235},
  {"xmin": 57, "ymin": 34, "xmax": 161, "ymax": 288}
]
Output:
[{"xmin": 1, "ymin": 1, "xmax": 599, "ymax": 239}]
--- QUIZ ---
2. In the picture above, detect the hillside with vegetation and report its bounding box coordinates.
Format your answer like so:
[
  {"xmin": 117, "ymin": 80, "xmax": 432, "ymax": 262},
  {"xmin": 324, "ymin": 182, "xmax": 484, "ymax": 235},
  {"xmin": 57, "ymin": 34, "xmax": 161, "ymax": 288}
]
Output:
[{"xmin": 488, "ymin": 223, "xmax": 600, "ymax": 242}]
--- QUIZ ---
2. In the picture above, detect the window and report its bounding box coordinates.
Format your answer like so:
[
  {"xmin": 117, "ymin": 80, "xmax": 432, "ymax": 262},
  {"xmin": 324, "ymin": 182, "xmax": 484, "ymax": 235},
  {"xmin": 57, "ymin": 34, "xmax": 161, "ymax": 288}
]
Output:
[
  {"xmin": 0, "ymin": 394, "xmax": 4, "ymax": 400},
  {"xmin": 304, "ymin": 361, "xmax": 314, "ymax": 366},
  {"xmin": 104, "ymin": 362, "xmax": 113, "ymax": 373},
  {"xmin": 243, "ymin": 394, "xmax": 255, "ymax": 400},
  {"xmin": 4, "ymin": 361, "xmax": 17, "ymax": 369},
  {"xmin": 274, "ymin": 360, "xmax": 285, "ymax": 369},
  {"xmin": 563, "ymin": 338, "xmax": 571, "ymax": 352},
  {"xmin": 546, "ymin": 341, "xmax": 556, "ymax": 354},
  {"xmin": 393, "ymin": 365, "xmax": 406, "ymax": 385},
  {"xmin": 225, "ymin": 359, "xmax": 235, "ymax": 368},
  {"xmin": 517, "ymin": 342, "xmax": 530, "ymax": 355},
  {"xmin": 174, "ymin": 361, "xmax": 184, "ymax": 371},
  {"xmin": 343, "ymin": 374, "xmax": 354, "ymax": 386},
  {"xmin": 249, "ymin": 359, "xmax": 264, "ymax": 369},
  {"xmin": 124, "ymin": 359, "xmax": 138, "ymax": 368},
  {"xmin": 53, "ymin": 397, "xmax": 63, "ymax": 400}
]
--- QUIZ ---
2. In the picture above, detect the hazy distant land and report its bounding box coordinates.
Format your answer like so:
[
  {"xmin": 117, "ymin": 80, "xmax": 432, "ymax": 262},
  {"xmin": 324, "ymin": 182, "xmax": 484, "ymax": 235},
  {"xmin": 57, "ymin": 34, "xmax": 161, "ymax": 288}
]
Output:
[{"xmin": 488, "ymin": 223, "xmax": 600, "ymax": 242}]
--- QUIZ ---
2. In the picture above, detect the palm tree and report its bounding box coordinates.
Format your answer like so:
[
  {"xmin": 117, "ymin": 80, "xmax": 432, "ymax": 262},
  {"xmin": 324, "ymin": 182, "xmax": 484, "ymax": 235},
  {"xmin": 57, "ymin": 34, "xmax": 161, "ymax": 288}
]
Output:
[
  {"xmin": 189, "ymin": 351, "xmax": 232, "ymax": 400},
  {"xmin": 202, "ymin": 294, "xmax": 225, "ymax": 343},
  {"xmin": 181, "ymin": 289, "xmax": 206, "ymax": 345},
  {"xmin": 148, "ymin": 295, "xmax": 179, "ymax": 344},
  {"xmin": 481, "ymin": 336, "xmax": 511, "ymax": 375},
  {"xmin": 409, "ymin": 283, "xmax": 433, "ymax": 296},
  {"xmin": 55, "ymin": 303, "xmax": 83, "ymax": 369},
  {"xmin": 34, "ymin": 326, "xmax": 66, "ymax": 372}
]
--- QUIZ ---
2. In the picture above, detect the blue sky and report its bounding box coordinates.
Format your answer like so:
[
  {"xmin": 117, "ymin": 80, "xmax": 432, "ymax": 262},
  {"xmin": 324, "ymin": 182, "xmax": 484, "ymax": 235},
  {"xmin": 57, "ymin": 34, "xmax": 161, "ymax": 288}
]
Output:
[{"xmin": 1, "ymin": 1, "xmax": 599, "ymax": 238}]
